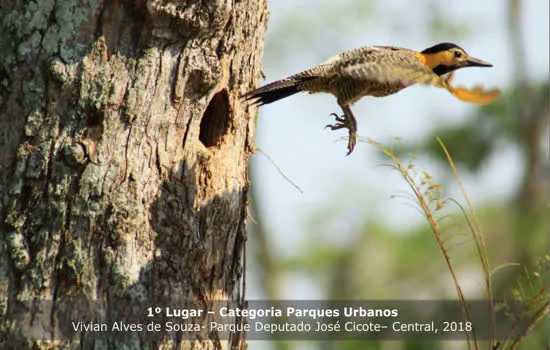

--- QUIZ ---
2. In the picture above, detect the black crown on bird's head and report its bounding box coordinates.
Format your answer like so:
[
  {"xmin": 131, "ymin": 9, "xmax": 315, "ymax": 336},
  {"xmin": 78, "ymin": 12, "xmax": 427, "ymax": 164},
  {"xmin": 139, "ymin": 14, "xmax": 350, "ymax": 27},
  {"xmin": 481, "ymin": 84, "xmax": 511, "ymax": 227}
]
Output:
[
  {"xmin": 421, "ymin": 42, "xmax": 465, "ymax": 54},
  {"xmin": 420, "ymin": 42, "xmax": 492, "ymax": 76}
]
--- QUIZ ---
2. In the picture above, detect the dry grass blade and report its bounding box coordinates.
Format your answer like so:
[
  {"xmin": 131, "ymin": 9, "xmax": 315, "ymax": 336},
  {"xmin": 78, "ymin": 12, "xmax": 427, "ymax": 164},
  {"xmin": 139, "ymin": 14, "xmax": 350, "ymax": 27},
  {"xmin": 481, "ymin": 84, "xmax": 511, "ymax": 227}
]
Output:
[
  {"xmin": 437, "ymin": 137, "xmax": 494, "ymax": 349},
  {"xmin": 490, "ymin": 263, "xmax": 521, "ymax": 278},
  {"xmin": 254, "ymin": 147, "xmax": 303, "ymax": 193},
  {"xmin": 367, "ymin": 138, "xmax": 477, "ymax": 350},
  {"xmin": 367, "ymin": 137, "xmax": 546, "ymax": 349}
]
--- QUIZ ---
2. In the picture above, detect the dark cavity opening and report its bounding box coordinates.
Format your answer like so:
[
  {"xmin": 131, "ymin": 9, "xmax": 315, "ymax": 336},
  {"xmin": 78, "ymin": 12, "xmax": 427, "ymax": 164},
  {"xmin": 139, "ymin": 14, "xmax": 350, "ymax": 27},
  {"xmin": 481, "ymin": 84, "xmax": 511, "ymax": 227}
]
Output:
[
  {"xmin": 199, "ymin": 90, "xmax": 230, "ymax": 148},
  {"xmin": 86, "ymin": 106, "xmax": 105, "ymax": 126}
]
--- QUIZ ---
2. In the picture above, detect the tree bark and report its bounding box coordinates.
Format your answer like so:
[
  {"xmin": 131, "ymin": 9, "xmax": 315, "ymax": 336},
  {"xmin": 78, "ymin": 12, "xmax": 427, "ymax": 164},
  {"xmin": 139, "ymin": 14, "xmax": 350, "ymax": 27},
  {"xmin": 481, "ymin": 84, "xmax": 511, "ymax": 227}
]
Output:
[{"xmin": 0, "ymin": 0, "xmax": 267, "ymax": 348}]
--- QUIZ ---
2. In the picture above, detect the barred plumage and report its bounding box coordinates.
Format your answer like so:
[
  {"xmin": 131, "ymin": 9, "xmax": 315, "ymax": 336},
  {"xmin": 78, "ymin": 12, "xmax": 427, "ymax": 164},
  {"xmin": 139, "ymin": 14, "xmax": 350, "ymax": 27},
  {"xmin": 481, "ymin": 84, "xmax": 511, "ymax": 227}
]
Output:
[{"xmin": 243, "ymin": 43, "xmax": 500, "ymax": 155}]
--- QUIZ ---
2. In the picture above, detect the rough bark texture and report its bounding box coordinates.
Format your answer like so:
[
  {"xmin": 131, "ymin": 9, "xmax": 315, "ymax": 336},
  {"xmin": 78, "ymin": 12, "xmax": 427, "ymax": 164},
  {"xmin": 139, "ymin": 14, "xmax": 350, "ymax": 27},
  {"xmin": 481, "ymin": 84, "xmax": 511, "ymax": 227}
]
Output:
[{"xmin": 0, "ymin": 0, "xmax": 267, "ymax": 348}]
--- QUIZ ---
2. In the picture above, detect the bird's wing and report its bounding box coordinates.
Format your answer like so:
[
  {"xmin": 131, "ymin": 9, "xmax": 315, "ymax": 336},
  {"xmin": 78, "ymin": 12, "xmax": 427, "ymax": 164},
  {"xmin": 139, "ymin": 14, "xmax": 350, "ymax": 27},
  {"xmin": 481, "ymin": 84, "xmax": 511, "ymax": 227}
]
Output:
[
  {"xmin": 337, "ymin": 50, "xmax": 500, "ymax": 104},
  {"xmin": 449, "ymin": 86, "xmax": 501, "ymax": 104},
  {"xmin": 338, "ymin": 50, "xmax": 444, "ymax": 86},
  {"xmin": 440, "ymin": 72, "xmax": 501, "ymax": 104}
]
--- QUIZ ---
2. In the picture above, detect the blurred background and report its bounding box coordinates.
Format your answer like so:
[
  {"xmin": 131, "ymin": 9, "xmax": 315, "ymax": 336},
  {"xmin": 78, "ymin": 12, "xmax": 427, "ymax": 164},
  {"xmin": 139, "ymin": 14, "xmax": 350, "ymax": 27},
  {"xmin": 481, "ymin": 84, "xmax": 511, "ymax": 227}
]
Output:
[{"xmin": 246, "ymin": 0, "xmax": 549, "ymax": 349}]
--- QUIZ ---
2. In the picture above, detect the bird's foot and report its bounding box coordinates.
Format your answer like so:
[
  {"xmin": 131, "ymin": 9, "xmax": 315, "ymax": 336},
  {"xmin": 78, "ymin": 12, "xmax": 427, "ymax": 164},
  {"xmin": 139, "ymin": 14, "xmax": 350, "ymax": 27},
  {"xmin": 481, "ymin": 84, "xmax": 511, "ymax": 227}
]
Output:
[
  {"xmin": 325, "ymin": 113, "xmax": 357, "ymax": 155},
  {"xmin": 325, "ymin": 113, "xmax": 348, "ymax": 130}
]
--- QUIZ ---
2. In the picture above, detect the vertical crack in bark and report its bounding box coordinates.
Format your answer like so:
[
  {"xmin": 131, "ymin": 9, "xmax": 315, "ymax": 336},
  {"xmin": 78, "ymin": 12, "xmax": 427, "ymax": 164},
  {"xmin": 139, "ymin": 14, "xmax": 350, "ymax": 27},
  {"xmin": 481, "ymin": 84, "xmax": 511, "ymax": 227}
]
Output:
[
  {"xmin": 122, "ymin": 123, "xmax": 134, "ymax": 184},
  {"xmin": 181, "ymin": 108, "xmax": 194, "ymax": 154}
]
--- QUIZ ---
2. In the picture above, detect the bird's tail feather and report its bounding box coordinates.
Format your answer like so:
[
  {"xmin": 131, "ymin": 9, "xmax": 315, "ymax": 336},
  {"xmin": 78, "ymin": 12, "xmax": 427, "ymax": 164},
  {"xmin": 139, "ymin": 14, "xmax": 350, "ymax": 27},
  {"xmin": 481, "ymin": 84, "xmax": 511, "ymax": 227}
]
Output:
[{"xmin": 242, "ymin": 76, "xmax": 315, "ymax": 105}]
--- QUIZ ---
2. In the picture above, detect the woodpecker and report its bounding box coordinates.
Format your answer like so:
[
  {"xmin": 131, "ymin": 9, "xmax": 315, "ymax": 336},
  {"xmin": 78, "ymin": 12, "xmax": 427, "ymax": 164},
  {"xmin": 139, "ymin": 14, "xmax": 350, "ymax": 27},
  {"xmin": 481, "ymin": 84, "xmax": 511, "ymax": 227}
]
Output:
[{"xmin": 243, "ymin": 43, "xmax": 500, "ymax": 155}]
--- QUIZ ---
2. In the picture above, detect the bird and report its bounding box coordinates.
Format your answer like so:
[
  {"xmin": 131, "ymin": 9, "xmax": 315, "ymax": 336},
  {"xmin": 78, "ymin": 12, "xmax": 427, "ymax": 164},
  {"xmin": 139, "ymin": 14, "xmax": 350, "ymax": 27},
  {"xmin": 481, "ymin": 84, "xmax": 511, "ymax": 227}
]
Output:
[{"xmin": 243, "ymin": 43, "xmax": 501, "ymax": 155}]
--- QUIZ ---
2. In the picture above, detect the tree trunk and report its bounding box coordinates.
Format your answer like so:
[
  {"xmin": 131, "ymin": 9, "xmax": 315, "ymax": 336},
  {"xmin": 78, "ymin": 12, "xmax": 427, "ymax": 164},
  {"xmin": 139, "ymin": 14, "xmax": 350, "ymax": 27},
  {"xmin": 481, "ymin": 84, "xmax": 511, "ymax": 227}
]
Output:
[{"xmin": 0, "ymin": 0, "xmax": 267, "ymax": 348}]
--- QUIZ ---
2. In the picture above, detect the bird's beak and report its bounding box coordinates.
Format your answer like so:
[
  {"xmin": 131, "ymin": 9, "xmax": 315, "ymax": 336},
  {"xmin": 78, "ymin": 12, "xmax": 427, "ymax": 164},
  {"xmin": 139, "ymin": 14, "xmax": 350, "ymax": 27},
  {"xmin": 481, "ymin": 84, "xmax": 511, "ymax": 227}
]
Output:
[{"xmin": 465, "ymin": 56, "xmax": 493, "ymax": 67}]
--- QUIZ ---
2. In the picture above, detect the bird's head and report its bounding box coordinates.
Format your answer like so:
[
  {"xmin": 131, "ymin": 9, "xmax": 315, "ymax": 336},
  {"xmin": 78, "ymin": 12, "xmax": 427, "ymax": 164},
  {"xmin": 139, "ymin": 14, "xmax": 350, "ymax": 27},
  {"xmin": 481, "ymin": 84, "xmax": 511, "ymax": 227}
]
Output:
[{"xmin": 420, "ymin": 43, "xmax": 493, "ymax": 76}]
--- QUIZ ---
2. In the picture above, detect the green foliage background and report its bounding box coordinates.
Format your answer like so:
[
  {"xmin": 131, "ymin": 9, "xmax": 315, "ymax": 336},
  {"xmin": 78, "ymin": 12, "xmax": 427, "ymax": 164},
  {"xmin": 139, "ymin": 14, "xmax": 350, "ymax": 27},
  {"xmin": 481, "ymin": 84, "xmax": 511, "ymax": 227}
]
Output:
[{"xmin": 248, "ymin": 0, "xmax": 548, "ymax": 349}]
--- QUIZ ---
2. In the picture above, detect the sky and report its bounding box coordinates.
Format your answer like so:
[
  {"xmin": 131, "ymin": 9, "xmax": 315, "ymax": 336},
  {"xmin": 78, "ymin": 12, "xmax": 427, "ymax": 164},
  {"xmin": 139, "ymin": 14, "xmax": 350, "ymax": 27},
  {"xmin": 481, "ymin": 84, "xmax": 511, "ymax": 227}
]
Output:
[{"xmin": 248, "ymin": 0, "xmax": 549, "ymax": 299}]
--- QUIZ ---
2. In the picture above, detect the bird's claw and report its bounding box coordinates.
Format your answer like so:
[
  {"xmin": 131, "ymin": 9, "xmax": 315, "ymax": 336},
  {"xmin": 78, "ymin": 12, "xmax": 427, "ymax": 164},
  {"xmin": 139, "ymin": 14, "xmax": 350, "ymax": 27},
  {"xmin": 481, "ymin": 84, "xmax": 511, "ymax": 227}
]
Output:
[
  {"xmin": 325, "ymin": 113, "xmax": 347, "ymax": 130},
  {"xmin": 325, "ymin": 112, "xmax": 357, "ymax": 156}
]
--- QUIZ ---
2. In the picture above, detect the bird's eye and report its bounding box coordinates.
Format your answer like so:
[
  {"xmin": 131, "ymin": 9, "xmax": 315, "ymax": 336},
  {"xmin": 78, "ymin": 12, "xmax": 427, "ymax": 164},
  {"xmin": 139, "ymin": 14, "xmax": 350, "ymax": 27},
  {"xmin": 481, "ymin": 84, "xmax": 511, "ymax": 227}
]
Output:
[{"xmin": 454, "ymin": 51, "xmax": 463, "ymax": 58}]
